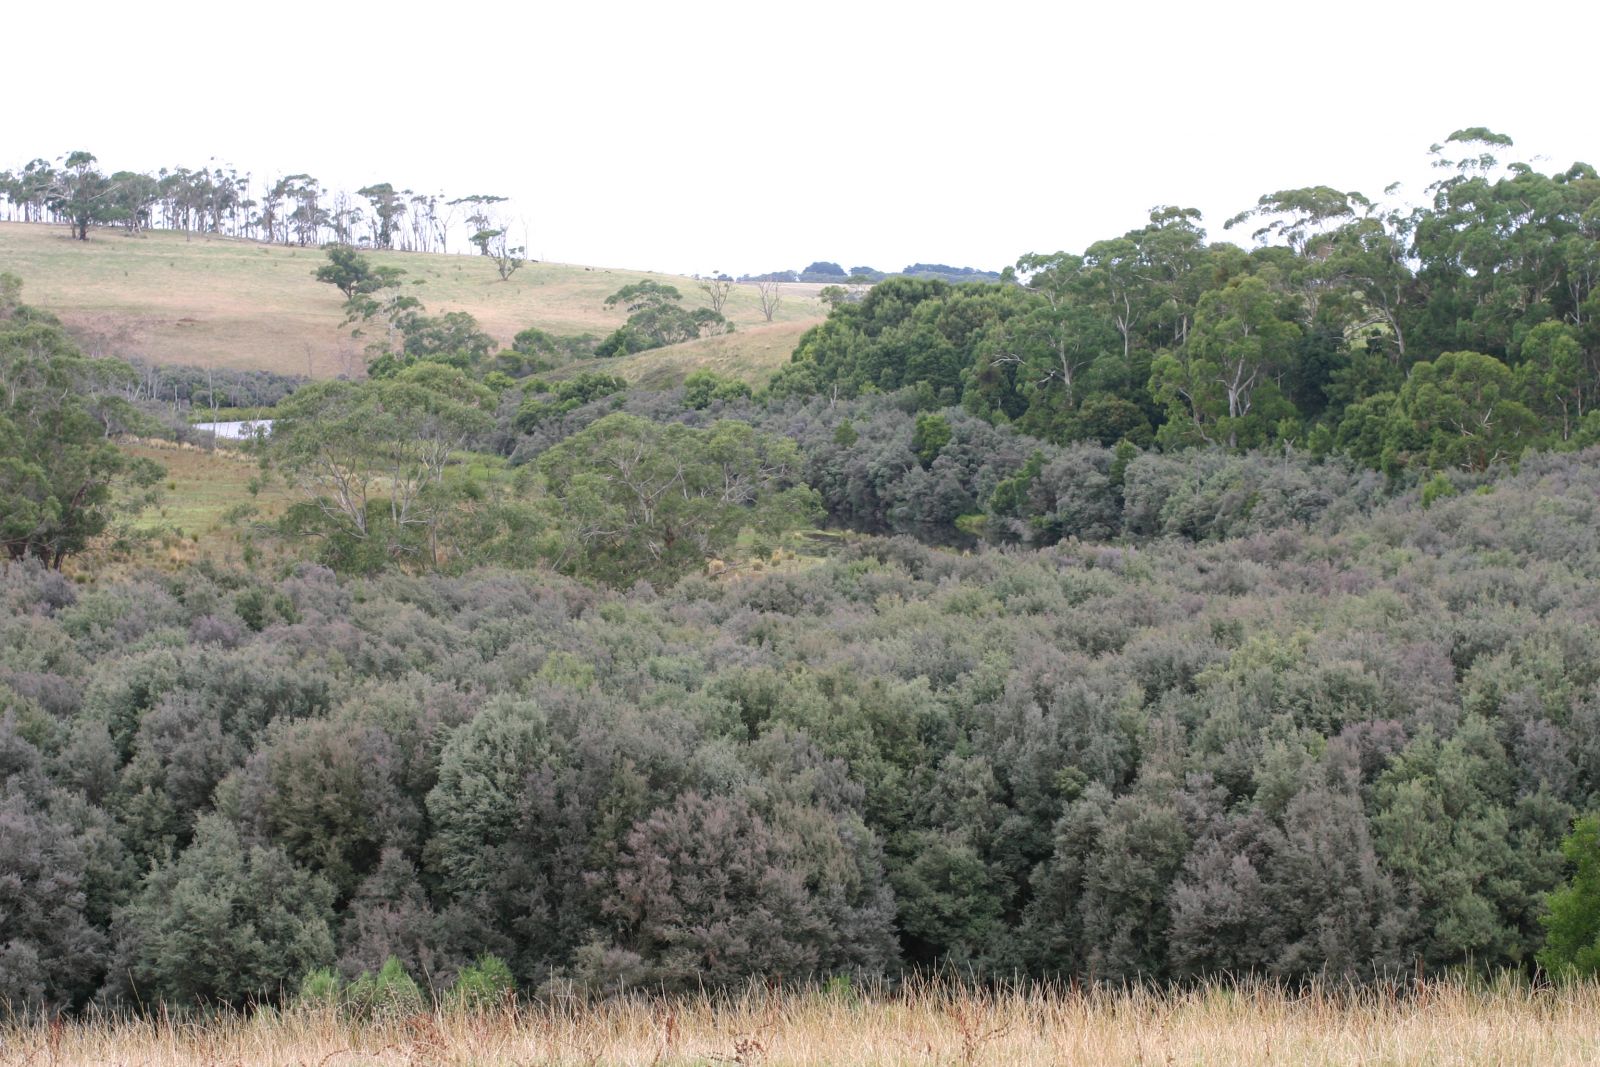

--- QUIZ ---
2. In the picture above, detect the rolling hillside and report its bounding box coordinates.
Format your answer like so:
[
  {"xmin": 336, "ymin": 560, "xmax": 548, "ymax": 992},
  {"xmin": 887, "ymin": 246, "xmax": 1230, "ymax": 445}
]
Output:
[
  {"xmin": 0, "ymin": 221, "xmax": 824, "ymax": 382},
  {"xmin": 569, "ymin": 318, "xmax": 816, "ymax": 387}
]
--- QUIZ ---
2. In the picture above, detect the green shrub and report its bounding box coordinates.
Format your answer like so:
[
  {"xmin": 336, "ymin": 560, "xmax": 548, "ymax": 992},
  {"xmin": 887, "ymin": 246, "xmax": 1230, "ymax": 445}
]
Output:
[
  {"xmin": 297, "ymin": 967, "xmax": 341, "ymax": 1008},
  {"xmin": 447, "ymin": 954, "xmax": 515, "ymax": 1010},
  {"xmin": 1539, "ymin": 815, "xmax": 1600, "ymax": 978},
  {"xmin": 346, "ymin": 956, "xmax": 425, "ymax": 1018},
  {"xmin": 1421, "ymin": 472, "xmax": 1458, "ymax": 508}
]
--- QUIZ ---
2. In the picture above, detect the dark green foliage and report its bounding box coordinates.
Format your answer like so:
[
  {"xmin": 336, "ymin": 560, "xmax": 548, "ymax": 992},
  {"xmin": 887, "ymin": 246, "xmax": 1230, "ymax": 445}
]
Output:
[
  {"xmin": 597, "ymin": 281, "xmax": 730, "ymax": 357},
  {"xmin": 0, "ymin": 762, "xmax": 110, "ymax": 1013},
  {"xmin": 398, "ymin": 310, "xmax": 499, "ymax": 368},
  {"xmin": 538, "ymin": 414, "xmax": 820, "ymax": 584},
  {"xmin": 5, "ymin": 448, "xmax": 1600, "ymax": 1004},
  {"xmin": 776, "ymin": 277, "xmax": 993, "ymax": 404},
  {"xmin": 234, "ymin": 715, "xmax": 421, "ymax": 897},
  {"xmin": 682, "ymin": 370, "xmax": 753, "ymax": 409},
  {"xmin": 446, "ymin": 954, "xmax": 514, "ymax": 1008},
  {"xmin": 109, "ymin": 816, "xmax": 336, "ymax": 1008},
  {"xmin": 1, "ymin": 281, "xmax": 163, "ymax": 567},
  {"xmin": 1539, "ymin": 815, "xmax": 1600, "ymax": 977},
  {"xmin": 123, "ymin": 357, "xmax": 305, "ymax": 411},
  {"xmin": 313, "ymin": 246, "xmax": 405, "ymax": 302},
  {"xmin": 772, "ymin": 141, "xmax": 1600, "ymax": 473},
  {"xmin": 514, "ymin": 373, "xmax": 627, "ymax": 432},
  {"xmin": 493, "ymin": 327, "xmax": 598, "ymax": 377}
]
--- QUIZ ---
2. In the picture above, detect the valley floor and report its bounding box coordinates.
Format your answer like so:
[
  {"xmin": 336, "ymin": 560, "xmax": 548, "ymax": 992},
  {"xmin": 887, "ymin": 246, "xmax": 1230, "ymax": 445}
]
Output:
[{"xmin": 5, "ymin": 978, "xmax": 1596, "ymax": 1066}]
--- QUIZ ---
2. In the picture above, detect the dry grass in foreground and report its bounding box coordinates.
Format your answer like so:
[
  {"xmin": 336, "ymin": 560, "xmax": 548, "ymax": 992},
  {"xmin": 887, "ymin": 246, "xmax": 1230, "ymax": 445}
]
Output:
[{"xmin": 6, "ymin": 977, "xmax": 1599, "ymax": 1067}]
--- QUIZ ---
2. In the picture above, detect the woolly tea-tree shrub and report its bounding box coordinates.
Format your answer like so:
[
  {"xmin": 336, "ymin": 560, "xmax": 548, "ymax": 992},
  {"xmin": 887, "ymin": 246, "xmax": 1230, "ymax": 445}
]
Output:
[{"xmin": 108, "ymin": 816, "xmax": 336, "ymax": 1007}]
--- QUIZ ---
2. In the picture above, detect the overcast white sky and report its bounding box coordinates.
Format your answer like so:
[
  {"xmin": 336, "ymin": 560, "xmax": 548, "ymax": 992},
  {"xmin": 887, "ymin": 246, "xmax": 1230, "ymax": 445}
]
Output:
[{"xmin": 4, "ymin": 1, "xmax": 1595, "ymax": 276}]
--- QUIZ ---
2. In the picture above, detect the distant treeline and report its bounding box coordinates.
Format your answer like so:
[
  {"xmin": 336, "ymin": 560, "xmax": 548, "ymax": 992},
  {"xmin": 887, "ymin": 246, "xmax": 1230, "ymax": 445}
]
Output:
[
  {"xmin": 768, "ymin": 129, "xmax": 1600, "ymax": 478},
  {"xmin": 121, "ymin": 357, "xmax": 306, "ymax": 411},
  {"xmin": 741, "ymin": 261, "xmax": 1003, "ymax": 284},
  {"xmin": 0, "ymin": 150, "xmax": 518, "ymax": 254}
]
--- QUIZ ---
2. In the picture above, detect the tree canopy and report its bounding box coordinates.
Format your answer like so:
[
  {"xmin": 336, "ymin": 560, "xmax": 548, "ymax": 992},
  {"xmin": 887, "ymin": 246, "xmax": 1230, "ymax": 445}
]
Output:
[{"xmin": 0, "ymin": 276, "xmax": 161, "ymax": 566}]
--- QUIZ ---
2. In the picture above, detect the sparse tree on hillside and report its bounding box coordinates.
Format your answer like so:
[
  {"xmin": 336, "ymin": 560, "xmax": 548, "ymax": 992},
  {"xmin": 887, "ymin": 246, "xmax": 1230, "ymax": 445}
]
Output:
[
  {"xmin": 480, "ymin": 227, "xmax": 526, "ymax": 281},
  {"xmin": 450, "ymin": 193, "xmax": 524, "ymax": 279},
  {"xmin": 274, "ymin": 174, "xmax": 326, "ymax": 246},
  {"xmin": 327, "ymin": 191, "xmax": 364, "ymax": 246},
  {"xmin": 0, "ymin": 159, "xmax": 55, "ymax": 222},
  {"xmin": 257, "ymin": 178, "xmax": 285, "ymax": 242},
  {"xmin": 314, "ymin": 246, "xmax": 406, "ymax": 302},
  {"xmin": 107, "ymin": 171, "xmax": 159, "ymax": 233},
  {"xmin": 358, "ymin": 183, "xmax": 407, "ymax": 249},
  {"xmin": 450, "ymin": 194, "xmax": 507, "ymax": 256},
  {"xmin": 756, "ymin": 279, "xmax": 783, "ymax": 322},
  {"xmin": 313, "ymin": 247, "xmax": 422, "ymax": 366},
  {"xmin": 699, "ymin": 274, "xmax": 733, "ymax": 315},
  {"xmin": 47, "ymin": 151, "xmax": 116, "ymax": 240},
  {"xmin": 597, "ymin": 281, "xmax": 730, "ymax": 357}
]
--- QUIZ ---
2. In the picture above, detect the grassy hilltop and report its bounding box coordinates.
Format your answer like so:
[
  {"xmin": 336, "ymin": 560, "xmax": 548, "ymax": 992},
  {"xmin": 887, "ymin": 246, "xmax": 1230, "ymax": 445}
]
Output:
[{"xmin": 0, "ymin": 221, "xmax": 823, "ymax": 384}]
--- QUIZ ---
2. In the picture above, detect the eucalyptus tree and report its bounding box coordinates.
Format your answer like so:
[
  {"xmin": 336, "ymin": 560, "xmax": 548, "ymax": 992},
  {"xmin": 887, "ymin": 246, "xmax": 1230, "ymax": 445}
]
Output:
[
  {"xmin": 537, "ymin": 413, "xmax": 820, "ymax": 583},
  {"xmin": 282, "ymin": 174, "xmax": 327, "ymax": 246},
  {"xmin": 314, "ymin": 245, "xmax": 405, "ymax": 303},
  {"xmin": 270, "ymin": 365, "xmax": 495, "ymax": 570},
  {"xmin": 1411, "ymin": 129, "xmax": 1600, "ymax": 360},
  {"xmin": 1394, "ymin": 350, "xmax": 1538, "ymax": 470},
  {"xmin": 989, "ymin": 252, "xmax": 1119, "ymax": 433},
  {"xmin": 107, "ymin": 171, "xmax": 159, "ymax": 233},
  {"xmin": 326, "ymin": 191, "xmax": 364, "ymax": 245},
  {"xmin": 1518, "ymin": 321, "xmax": 1587, "ymax": 439},
  {"xmin": 46, "ymin": 151, "xmax": 115, "ymax": 240},
  {"xmin": 698, "ymin": 274, "xmax": 733, "ymax": 315},
  {"xmin": 358, "ymin": 183, "xmax": 407, "ymax": 249},
  {"xmin": 0, "ymin": 276, "xmax": 162, "ymax": 566},
  {"xmin": 597, "ymin": 281, "xmax": 729, "ymax": 357},
  {"xmin": 1151, "ymin": 274, "xmax": 1301, "ymax": 448},
  {"xmin": 0, "ymin": 159, "xmax": 55, "ymax": 221},
  {"xmin": 1227, "ymin": 185, "xmax": 1373, "ymax": 327}
]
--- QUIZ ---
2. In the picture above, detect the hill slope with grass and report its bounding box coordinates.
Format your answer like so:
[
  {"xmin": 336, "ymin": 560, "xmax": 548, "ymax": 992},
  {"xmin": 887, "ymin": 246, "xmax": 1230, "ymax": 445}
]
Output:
[
  {"xmin": 572, "ymin": 319, "xmax": 816, "ymax": 388},
  {"xmin": 0, "ymin": 221, "xmax": 824, "ymax": 380}
]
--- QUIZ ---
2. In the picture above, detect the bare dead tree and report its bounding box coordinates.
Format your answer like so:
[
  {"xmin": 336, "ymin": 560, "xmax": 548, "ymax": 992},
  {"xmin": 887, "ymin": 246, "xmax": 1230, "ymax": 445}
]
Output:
[
  {"xmin": 755, "ymin": 280, "xmax": 783, "ymax": 322},
  {"xmin": 699, "ymin": 274, "xmax": 733, "ymax": 316}
]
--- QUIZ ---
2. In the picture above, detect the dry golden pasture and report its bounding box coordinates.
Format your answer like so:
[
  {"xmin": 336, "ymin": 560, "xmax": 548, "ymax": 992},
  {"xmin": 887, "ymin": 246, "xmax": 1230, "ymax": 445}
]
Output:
[
  {"xmin": 0, "ymin": 221, "xmax": 824, "ymax": 382},
  {"xmin": 5, "ymin": 979, "xmax": 1599, "ymax": 1067}
]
